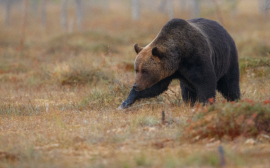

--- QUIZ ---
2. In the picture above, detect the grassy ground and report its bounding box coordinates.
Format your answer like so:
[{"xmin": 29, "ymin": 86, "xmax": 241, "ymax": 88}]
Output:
[{"xmin": 0, "ymin": 1, "xmax": 270, "ymax": 167}]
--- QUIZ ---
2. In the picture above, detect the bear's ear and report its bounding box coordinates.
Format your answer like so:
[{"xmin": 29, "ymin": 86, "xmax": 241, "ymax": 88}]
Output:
[
  {"xmin": 152, "ymin": 47, "xmax": 164, "ymax": 59},
  {"xmin": 134, "ymin": 43, "xmax": 143, "ymax": 54}
]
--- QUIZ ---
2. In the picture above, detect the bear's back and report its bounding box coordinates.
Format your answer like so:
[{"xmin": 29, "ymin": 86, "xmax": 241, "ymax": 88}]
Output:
[{"xmin": 187, "ymin": 18, "xmax": 237, "ymax": 79}]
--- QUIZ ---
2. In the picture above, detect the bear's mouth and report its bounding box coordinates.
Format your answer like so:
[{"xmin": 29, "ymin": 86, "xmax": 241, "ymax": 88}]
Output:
[
  {"xmin": 133, "ymin": 82, "xmax": 157, "ymax": 92},
  {"xmin": 133, "ymin": 86, "xmax": 144, "ymax": 92},
  {"xmin": 133, "ymin": 83, "xmax": 146, "ymax": 92}
]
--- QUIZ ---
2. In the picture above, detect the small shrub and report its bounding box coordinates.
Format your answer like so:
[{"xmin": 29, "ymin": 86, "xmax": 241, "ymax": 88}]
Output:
[{"xmin": 184, "ymin": 99, "xmax": 270, "ymax": 140}]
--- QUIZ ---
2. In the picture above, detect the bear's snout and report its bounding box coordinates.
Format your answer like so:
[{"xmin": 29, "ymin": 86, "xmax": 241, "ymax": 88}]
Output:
[{"xmin": 133, "ymin": 84, "xmax": 140, "ymax": 91}]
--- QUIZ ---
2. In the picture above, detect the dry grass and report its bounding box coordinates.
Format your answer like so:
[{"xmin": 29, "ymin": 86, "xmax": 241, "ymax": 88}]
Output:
[{"xmin": 0, "ymin": 0, "xmax": 270, "ymax": 167}]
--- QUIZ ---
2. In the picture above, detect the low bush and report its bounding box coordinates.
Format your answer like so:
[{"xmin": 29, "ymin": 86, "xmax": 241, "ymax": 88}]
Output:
[{"xmin": 184, "ymin": 99, "xmax": 270, "ymax": 140}]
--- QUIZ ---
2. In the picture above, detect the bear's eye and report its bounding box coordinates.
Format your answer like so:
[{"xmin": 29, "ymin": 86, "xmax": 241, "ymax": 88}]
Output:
[
  {"xmin": 135, "ymin": 70, "xmax": 138, "ymax": 74},
  {"xmin": 141, "ymin": 70, "xmax": 147, "ymax": 74}
]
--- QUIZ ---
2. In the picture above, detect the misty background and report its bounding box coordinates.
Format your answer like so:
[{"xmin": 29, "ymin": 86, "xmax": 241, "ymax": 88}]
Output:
[{"xmin": 1, "ymin": 0, "xmax": 269, "ymax": 33}]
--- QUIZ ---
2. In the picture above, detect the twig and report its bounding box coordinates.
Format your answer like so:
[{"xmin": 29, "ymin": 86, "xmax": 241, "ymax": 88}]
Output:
[
  {"xmin": 218, "ymin": 145, "xmax": 226, "ymax": 167},
  {"xmin": 19, "ymin": 0, "xmax": 28, "ymax": 51},
  {"xmin": 162, "ymin": 111, "xmax": 165, "ymax": 124}
]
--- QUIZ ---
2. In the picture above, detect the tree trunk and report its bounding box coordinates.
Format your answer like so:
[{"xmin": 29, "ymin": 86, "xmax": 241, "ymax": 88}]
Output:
[
  {"xmin": 75, "ymin": 0, "xmax": 83, "ymax": 31},
  {"xmin": 102, "ymin": 0, "xmax": 109, "ymax": 11},
  {"xmin": 168, "ymin": 0, "xmax": 174, "ymax": 20},
  {"xmin": 180, "ymin": 0, "xmax": 186, "ymax": 12},
  {"xmin": 190, "ymin": 0, "xmax": 200, "ymax": 18},
  {"xmin": 19, "ymin": 0, "xmax": 28, "ymax": 51},
  {"xmin": 159, "ymin": 0, "xmax": 167, "ymax": 13},
  {"xmin": 264, "ymin": 0, "xmax": 270, "ymax": 18},
  {"xmin": 132, "ymin": 0, "xmax": 140, "ymax": 20},
  {"xmin": 231, "ymin": 0, "xmax": 237, "ymax": 16},
  {"xmin": 61, "ymin": 0, "xmax": 68, "ymax": 31},
  {"xmin": 41, "ymin": 0, "xmax": 47, "ymax": 27},
  {"xmin": 31, "ymin": 0, "xmax": 38, "ymax": 14},
  {"xmin": 5, "ymin": 0, "xmax": 12, "ymax": 26}
]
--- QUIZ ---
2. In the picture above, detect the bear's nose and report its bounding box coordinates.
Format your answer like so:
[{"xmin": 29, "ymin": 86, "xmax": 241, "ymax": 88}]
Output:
[{"xmin": 133, "ymin": 84, "xmax": 139, "ymax": 90}]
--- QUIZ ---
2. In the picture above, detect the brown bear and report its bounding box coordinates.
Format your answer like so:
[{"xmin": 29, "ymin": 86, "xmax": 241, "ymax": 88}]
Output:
[{"xmin": 119, "ymin": 18, "xmax": 240, "ymax": 109}]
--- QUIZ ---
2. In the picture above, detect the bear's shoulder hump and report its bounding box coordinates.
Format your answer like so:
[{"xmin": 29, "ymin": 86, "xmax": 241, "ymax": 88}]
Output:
[{"xmin": 164, "ymin": 18, "xmax": 188, "ymax": 29}]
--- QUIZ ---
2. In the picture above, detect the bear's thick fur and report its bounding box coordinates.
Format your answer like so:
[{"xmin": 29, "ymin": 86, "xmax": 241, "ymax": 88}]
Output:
[{"xmin": 119, "ymin": 18, "xmax": 240, "ymax": 109}]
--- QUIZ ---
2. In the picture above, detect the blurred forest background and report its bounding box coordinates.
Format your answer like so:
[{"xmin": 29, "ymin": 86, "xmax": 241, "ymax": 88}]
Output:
[
  {"xmin": 1, "ymin": 0, "xmax": 270, "ymax": 30},
  {"xmin": 0, "ymin": 0, "xmax": 270, "ymax": 168}
]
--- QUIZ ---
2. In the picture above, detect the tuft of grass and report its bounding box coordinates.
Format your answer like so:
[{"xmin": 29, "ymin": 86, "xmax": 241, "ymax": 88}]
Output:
[
  {"xmin": 237, "ymin": 39, "xmax": 270, "ymax": 57},
  {"xmin": 184, "ymin": 99, "xmax": 270, "ymax": 140},
  {"xmin": 136, "ymin": 115, "xmax": 160, "ymax": 127},
  {"xmin": 0, "ymin": 63, "xmax": 29, "ymax": 74},
  {"xmin": 61, "ymin": 68, "xmax": 111, "ymax": 86},
  {"xmin": 134, "ymin": 154, "xmax": 152, "ymax": 167},
  {"xmin": 0, "ymin": 103, "xmax": 46, "ymax": 116},
  {"xmin": 185, "ymin": 151, "xmax": 220, "ymax": 167},
  {"xmin": 164, "ymin": 156, "xmax": 178, "ymax": 168},
  {"xmin": 239, "ymin": 57, "xmax": 270, "ymax": 77},
  {"xmin": 45, "ymin": 31, "xmax": 124, "ymax": 55},
  {"xmin": 79, "ymin": 82, "xmax": 130, "ymax": 110}
]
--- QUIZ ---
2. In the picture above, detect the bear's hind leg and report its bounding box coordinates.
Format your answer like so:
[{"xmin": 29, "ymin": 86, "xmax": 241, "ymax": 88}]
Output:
[
  {"xmin": 180, "ymin": 83, "xmax": 197, "ymax": 106},
  {"xmin": 217, "ymin": 73, "xmax": 240, "ymax": 101}
]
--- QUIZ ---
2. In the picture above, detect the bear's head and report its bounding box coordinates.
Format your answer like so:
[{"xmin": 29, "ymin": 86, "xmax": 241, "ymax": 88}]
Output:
[{"xmin": 133, "ymin": 43, "xmax": 169, "ymax": 91}]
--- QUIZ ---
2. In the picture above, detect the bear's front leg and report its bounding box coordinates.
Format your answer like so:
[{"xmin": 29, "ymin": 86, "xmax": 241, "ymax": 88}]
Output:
[
  {"xmin": 179, "ymin": 60, "xmax": 217, "ymax": 104},
  {"xmin": 118, "ymin": 88, "xmax": 138, "ymax": 109},
  {"xmin": 189, "ymin": 75, "xmax": 216, "ymax": 104},
  {"xmin": 196, "ymin": 85, "xmax": 216, "ymax": 104},
  {"xmin": 193, "ymin": 73, "xmax": 217, "ymax": 104},
  {"xmin": 118, "ymin": 75, "xmax": 175, "ymax": 110}
]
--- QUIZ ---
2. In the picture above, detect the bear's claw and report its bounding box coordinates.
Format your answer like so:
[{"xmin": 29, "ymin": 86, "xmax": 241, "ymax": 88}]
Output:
[
  {"xmin": 117, "ymin": 101, "xmax": 130, "ymax": 110},
  {"xmin": 117, "ymin": 106, "xmax": 124, "ymax": 111}
]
